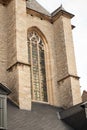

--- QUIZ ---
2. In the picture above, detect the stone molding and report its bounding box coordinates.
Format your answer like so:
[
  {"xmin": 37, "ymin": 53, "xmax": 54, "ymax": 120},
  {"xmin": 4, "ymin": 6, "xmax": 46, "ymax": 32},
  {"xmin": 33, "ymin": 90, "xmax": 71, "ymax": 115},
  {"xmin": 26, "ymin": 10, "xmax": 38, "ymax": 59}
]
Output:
[
  {"xmin": 58, "ymin": 74, "xmax": 80, "ymax": 83},
  {"xmin": 27, "ymin": 7, "xmax": 74, "ymax": 24},
  {"xmin": 7, "ymin": 61, "xmax": 31, "ymax": 72}
]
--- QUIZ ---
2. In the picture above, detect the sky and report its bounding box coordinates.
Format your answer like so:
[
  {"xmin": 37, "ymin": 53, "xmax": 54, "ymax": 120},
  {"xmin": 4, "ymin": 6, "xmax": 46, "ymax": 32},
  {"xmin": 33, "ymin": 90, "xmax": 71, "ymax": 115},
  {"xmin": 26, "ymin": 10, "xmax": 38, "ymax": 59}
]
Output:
[{"xmin": 37, "ymin": 0, "xmax": 87, "ymax": 93}]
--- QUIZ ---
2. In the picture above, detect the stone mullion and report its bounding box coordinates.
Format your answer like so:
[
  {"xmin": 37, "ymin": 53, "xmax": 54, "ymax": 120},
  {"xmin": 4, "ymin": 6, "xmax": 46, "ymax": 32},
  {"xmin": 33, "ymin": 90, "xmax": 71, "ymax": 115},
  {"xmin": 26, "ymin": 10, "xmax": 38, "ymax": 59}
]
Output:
[
  {"xmin": 43, "ymin": 46, "xmax": 47, "ymax": 102},
  {"xmin": 0, "ymin": 99, "xmax": 2, "ymax": 126},
  {"xmin": 44, "ymin": 46, "xmax": 51, "ymax": 103},
  {"xmin": 30, "ymin": 42, "xmax": 34, "ymax": 100},
  {"xmin": 37, "ymin": 42, "xmax": 41, "ymax": 101}
]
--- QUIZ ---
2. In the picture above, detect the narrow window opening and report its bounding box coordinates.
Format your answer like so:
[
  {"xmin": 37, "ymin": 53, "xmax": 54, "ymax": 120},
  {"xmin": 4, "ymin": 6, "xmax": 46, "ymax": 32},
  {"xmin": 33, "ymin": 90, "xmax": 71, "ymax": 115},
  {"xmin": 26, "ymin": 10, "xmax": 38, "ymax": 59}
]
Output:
[
  {"xmin": 0, "ymin": 95, "xmax": 7, "ymax": 130},
  {"xmin": 28, "ymin": 31, "xmax": 48, "ymax": 102}
]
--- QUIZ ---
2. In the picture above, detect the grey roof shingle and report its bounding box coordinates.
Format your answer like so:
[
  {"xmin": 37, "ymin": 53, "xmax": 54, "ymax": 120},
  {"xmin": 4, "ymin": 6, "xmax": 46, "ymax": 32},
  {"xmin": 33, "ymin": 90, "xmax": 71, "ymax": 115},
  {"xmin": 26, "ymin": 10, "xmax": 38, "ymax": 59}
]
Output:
[
  {"xmin": 51, "ymin": 4, "xmax": 65, "ymax": 16},
  {"xmin": 26, "ymin": 0, "xmax": 50, "ymax": 16},
  {"xmin": 7, "ymin": 100, "xmax": 73, "ymax": 130},
  {"xmin": 58, "ymin": 102, "xmax": 87, "ymax": 130},
  {"xmin": 26, "ymin": 1, "xmax": 74, "ymax": 20}
]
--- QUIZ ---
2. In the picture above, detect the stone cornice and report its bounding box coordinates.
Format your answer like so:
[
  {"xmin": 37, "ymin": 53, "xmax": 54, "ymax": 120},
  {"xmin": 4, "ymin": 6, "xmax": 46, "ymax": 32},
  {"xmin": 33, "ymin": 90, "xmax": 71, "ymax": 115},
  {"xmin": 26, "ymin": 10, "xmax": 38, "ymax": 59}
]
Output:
[
  {"xmin": 7, "ymin": 61, "xmax": 31, "ymax": 71},
  {"xmin": 57, "ymin": 74, "xmax": 80, "ymax": 83},
  {"xmin": 27, "ymin": 7, "xmax": 74, "ymax": 24},
  {"xmin": 51, "ymin": 10, "xmax": 74, "ymax": 23},
  {"xmin": 27, "ymin": 8, "xmax": 51, "ymax": 22}
]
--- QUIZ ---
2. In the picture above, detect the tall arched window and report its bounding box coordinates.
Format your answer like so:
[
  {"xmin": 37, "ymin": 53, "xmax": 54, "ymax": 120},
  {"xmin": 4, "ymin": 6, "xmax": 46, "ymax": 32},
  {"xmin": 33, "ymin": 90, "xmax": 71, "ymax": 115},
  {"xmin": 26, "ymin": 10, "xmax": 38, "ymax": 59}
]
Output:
[{"xmin": 27, "ymin": 31, "xmax": 48, "ymax": 102}]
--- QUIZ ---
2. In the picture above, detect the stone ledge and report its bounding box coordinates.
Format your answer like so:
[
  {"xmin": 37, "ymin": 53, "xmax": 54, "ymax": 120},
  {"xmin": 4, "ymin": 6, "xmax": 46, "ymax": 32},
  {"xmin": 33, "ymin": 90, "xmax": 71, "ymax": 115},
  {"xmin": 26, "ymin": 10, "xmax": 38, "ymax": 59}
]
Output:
[
  {"xmin": 7, "ymin": 61, "xmax": 31, "ymax": 72},
  {"xmin": 57, "ymin": 74, "xmax": 80, "ymax": 83}
]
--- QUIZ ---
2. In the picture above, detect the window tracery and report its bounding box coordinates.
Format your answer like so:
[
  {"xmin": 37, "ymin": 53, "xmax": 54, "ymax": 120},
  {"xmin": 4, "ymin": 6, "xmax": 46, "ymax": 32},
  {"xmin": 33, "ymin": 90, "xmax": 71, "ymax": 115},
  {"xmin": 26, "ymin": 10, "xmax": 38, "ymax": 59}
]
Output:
[{"xmin": 28, "ymin": 31, "xmax": 48, "ymax": 102}]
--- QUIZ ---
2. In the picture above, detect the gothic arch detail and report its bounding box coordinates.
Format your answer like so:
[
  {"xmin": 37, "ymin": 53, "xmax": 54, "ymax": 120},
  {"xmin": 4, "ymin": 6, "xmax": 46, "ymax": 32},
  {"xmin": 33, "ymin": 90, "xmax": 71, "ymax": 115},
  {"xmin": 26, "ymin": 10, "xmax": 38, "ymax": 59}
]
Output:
[{"xmin": 27, "ymin": 27, "xmax": 49, "ymax": 102}]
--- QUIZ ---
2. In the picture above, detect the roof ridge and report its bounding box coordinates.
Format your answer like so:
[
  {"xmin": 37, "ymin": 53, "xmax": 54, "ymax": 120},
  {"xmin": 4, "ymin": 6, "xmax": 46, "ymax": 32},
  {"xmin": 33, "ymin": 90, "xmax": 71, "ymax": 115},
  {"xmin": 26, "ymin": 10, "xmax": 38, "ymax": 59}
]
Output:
[{"xmin": 51, "ymin": 4, "xmax": 66, "ymax": 16}]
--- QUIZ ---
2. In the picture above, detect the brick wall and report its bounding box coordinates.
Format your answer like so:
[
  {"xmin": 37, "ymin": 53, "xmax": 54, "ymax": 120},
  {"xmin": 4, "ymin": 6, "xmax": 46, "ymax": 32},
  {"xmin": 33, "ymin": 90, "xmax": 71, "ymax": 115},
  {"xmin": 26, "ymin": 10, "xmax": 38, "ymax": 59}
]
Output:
[
  {"xmin": 53, "ymin": 16, "xmax": 82, "ymax": 108},
  {"xmin": 0, "ymin": 0, "xmax": 82, "ymax": 110},
  {"xmin": 0, "ymin": 3, "xmax": 7, "ymax": 85},
  {"xmin": 6, "ymin": 0, "xmax": 31, "ymax": 110}
]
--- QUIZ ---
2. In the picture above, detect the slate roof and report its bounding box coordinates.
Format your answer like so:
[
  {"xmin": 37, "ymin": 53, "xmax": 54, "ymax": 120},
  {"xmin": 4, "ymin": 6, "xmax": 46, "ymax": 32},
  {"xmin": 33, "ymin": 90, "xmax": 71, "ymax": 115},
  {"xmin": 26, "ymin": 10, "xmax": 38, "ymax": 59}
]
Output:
[
  {"xmin": 58, "ymin": 102, "xmax": 87, "ymax": 130},
  {"xmin": 7, "ymin": 100, "xmax": 73, "ymax": 130},
  {"xmin": 26, "ymin": 0, "xmax": 74, "ymax": 20},
  {"xmin": 26, "ymin": 0, "xmax": 50, "ymax": 16},
  {"xmin": 51, "ymin": 4, "xmax": 65, "ymax": 16}
]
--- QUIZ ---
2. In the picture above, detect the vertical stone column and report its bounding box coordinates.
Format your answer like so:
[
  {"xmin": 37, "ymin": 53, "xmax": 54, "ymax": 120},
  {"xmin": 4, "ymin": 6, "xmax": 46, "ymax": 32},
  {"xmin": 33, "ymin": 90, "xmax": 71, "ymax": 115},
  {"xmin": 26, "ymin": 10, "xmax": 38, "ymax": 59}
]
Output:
[
  {"xmin": 15, "ymin": 0, "xmax": 31, "ymax": 110},
  {"xmin": 7, "ymin": 0, "xmax": 31, "ymax": 110},
  {"xmin": 0, "ymin": 2, "xmax": 7, "ymax": 85},
  {"xmin": 6, "ymin": 0, "xmax": 18, "ymax": 106},
  {"xmin": 53, "ymin": 15, "xmax": 82, "ymax": 108}
]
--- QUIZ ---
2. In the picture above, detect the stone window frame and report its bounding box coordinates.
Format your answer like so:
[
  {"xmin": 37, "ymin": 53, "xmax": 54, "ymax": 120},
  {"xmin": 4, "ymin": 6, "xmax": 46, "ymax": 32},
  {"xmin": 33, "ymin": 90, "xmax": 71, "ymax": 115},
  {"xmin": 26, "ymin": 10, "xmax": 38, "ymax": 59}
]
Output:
[
  {"xmin": 27, "ymin": 26, "xmax": 54, "ymax": 105},
  {"xmin": 28, "ymin": 31, "xmax": 48, "ymax": 102}
]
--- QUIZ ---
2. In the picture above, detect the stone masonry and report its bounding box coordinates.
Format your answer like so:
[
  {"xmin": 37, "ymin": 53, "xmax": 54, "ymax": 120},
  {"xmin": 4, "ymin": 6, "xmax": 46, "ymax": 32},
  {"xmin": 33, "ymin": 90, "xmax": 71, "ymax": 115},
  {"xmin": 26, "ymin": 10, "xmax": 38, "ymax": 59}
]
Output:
[{"xmin": 0, "ymin": 0, "xmax": 82, "ymax": 110}]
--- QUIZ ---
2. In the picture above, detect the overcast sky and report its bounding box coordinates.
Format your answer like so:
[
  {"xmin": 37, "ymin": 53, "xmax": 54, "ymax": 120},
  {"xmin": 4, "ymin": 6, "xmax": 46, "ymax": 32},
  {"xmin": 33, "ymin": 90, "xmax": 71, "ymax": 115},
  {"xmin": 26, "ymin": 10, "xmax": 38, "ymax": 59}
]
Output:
[{"xmin": 37, "ymin": 0, "xmax": 87, "ymax": 93}]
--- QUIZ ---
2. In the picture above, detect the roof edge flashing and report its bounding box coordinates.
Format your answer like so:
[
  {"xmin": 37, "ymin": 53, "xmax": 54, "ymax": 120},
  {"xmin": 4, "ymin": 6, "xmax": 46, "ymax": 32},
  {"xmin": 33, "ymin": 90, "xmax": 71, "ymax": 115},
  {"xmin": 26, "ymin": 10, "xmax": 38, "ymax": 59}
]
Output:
[{"xmin": 0, "ymin": 83, "xmax": 11, "ymax": 95}]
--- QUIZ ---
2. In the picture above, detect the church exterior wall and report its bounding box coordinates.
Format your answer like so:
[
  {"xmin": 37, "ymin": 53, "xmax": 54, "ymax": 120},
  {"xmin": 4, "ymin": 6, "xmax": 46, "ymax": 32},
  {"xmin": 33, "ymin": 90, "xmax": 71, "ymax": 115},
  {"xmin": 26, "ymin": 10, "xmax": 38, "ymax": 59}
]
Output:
[
  {"xmin": 0, "ymin": 3, "xmax": 7, "ymax": 85},
  {"xmin": 0, "ymin": 0, "xmax": 82, "ymax": 110},
  {"xmin": 26, "ymin": 13, "xmax": 82, "ymax": 108},
  {"xmin": 6, "ymin": 0, "xmax": 31, "ymax": 110},
  {"xmin": 27, "ymin": 14, "xmax": 56, "ymax": 106},
  {"xmin": 6, "ymin": 0, "xmax": 16, "ymax": 69},
  {"xmin": 53, "ymin": 16, "xmax": 81, "ymax": 108}
]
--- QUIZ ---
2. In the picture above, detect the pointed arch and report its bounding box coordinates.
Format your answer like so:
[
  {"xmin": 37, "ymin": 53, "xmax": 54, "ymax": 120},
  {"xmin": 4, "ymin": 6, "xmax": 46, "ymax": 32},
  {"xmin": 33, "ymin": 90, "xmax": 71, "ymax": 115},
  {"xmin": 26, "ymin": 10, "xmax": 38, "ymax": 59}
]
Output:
[
  {"xmin": 27, "ymin": 26, "xmax": 54, "ymax": 104},
  {"xmin": 27, "ymin": 26, "xmax": 48, "ymax": 47}
]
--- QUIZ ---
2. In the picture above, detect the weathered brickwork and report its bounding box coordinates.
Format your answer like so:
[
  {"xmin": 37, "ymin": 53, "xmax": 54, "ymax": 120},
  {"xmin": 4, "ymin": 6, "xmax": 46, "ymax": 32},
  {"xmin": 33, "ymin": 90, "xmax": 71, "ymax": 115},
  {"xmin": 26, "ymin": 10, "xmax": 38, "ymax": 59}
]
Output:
[
  {"xmin": 0, "ymin": 3, "xmax": 7, "ymax": 85},
  {"xmin": 53, "ymin": 16, "xmax": 69, "ymax": 106},
  {"xmin": 82, "ymin": 90, "xmax": 87, "ymax": 102},
  {"xmin": 18, "ymin": 64, "xmax": 31, "ymax": 110},
  {"xmin": 62, "ymin": 17, "xmax": 77, "ymax": 75},
  {"xmin": 0, "ymin": 0, "xmax": 82, "ymax": 110},
  {"xmin": 7, "ymin": 0, "xmax": 31, "ymax": 110},
  {"xmin": 7, "ymin": 65, "xmax": 19, "ymax": 104},
  {"xmin": 7, "ymin": 0, "xmax": 16, "ymax": 69},
  {"xmin": 57, "ymin": 77, "xmax": 73, "ymax": 108},
  {"xmin": 53, "ymin": 16, "xmax": 82, "ymax": 107},
  {"xmin": 6, "ymin": 0, "xmax": 19, "ymax": 106},
  {"xmin": 71, "ymin": 77, "xmax": 82, "ymax": 105},
  {"xmin": 27, "ymin": 15, "xmax": 55, "ymax": 106}
]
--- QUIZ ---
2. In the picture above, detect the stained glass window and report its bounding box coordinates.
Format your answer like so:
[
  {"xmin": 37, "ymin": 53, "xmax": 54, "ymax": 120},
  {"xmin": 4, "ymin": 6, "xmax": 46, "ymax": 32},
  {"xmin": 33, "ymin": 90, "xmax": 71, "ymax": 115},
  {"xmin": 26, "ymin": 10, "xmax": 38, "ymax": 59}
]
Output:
[
  {"xmin": 28, "ymin": 31, "xmax": 48, "ymax": 102},
  {"xmin": 0, "ymin": 95, "xmax": 7, "ymax": 129}
]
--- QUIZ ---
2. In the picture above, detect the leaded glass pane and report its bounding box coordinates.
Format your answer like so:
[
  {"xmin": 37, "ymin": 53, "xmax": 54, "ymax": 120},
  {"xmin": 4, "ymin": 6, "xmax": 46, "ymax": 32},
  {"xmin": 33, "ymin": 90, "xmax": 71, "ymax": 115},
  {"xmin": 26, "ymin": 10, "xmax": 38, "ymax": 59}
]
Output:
[
  {"xmin": 39, "ymin": 46, "xmax": 47, "ymax": 102},
  {"xmin": 0, "ymin": 98, "xmax": 4, "ymax": 128},
  {"xmin": 28, "ymin": 31, "xmax": 48, "ymax": 102},
  {"xmin": 28, "ymin": 44, "xmax": 30, "ymax": 64},
  {"xmin": 0, "ymin": 97, "xmax": 6, "ymax": 129}
]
